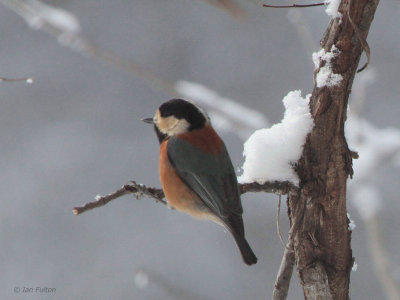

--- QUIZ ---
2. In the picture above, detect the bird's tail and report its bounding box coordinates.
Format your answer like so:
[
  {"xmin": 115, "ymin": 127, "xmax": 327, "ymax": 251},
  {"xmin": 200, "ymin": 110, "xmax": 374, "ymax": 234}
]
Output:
[
  {"xmin": 232, "ymin": 232, "xmax": 258, "ymax": 265},
  {"xmin": 223, "ymin": 214, "xmax": 257, "ymax": 265}
]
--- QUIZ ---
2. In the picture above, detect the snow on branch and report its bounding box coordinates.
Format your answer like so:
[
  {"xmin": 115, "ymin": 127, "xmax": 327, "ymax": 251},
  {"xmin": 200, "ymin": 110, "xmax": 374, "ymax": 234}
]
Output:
[
  {"xmin": 312, "ymin": 45, "xmax": 343, "ymax": 88},
  {"xmin": 239, "ymin": 90, "xmax": 313, "ymax": 185},
  {"xmin": 324, "ymin": 0, "xmax": 341, "ymax": 19},
  {"xmin": 176, "ymin": 80, "xmax": 269, "ymax": 140}
]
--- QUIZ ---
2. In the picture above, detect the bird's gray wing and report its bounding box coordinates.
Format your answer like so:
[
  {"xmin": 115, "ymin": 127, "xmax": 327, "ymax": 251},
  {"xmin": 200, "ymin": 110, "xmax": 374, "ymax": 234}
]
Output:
[{"xmin": 167, "ymin": 136, "xmax": 242, "ymax": 218}]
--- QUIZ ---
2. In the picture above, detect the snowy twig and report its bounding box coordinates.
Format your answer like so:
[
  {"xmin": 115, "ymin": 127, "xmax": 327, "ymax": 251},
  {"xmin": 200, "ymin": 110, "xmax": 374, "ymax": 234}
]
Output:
[
  {"xmin": 263, "ymin": 2, "xmax": 325, "ymax": 8},
  {"xmin": 73, "ymin": 180, "xmax": 295, "ymax": 215}
]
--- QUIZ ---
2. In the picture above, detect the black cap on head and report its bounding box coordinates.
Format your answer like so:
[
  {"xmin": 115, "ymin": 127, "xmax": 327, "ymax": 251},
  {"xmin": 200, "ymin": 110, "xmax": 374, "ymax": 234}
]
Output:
[{"xmin": 158, "ymin": 99, "xmax": 207, "ymax": 131}]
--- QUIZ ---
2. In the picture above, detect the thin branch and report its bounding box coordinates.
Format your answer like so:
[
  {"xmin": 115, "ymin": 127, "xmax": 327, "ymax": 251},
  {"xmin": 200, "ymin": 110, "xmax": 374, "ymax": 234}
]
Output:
[
  {"xmin": 347, "ymin": 0, "xmax": 371, "ymax": 73},
  {"xmin": 263, "ymin": 2, "xmax": 325, "ymax": 8},
  {"xmin": 72, "ymin": 181, "xmax": 167, "ymax": 215},
  {"xmin": 73, "ymin": 180, "xmax": 296, "ymax": 215},
  {"xmin": 272, "ymin": 236, "xmax": 295, "ymax": 300},
  {"xmin": 276, "ymin": 194, "xmax": 292, "ymax": 251}
]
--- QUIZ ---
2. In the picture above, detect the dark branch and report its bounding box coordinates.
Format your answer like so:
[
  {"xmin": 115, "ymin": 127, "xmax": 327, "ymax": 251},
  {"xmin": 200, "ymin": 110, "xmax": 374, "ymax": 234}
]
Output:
[
  {"xmin": 240, "ymin": 181, "xmax": 295, "ymax": 195},
  {"xmin": 263, "ymin": 2, "xmax": 325, "ymax": 8},
  {"xmin": 73, "ymin": 180, "xmax": 296, "ymax": 215}
]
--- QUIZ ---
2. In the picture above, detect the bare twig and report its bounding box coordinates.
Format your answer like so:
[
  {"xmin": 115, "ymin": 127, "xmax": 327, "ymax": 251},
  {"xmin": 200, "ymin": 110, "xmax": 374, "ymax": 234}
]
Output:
[
  {"xmin": 272, "ymin": 235, "xmax": 295, "ymax": 299},
  {"xmin": 263, "ymin": 2, "xmax": 325, "ymax": 8},
  {"xmin": 347, "ymin": 0, "xmax": 371, "ymax": 73},
  {"xmin": 73, "ymin": 180, "xmax": 296, "ymax": 215},
  {"xmin": 276, "ymin": 194, "xmax": 292, "ymax": 251},
  {"xmin": 72, "ymin": 181, "xmax": 167, "ymax": 215}
]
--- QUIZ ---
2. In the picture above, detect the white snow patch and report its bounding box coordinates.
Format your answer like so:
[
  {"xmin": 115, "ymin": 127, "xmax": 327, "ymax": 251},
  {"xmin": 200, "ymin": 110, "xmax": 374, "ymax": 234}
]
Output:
[
  {"xmin": 324, "ymin": 0, "xmax": 342, "ymax": 19},
  {"xmin": 313, "ymin": 45, "xmax": 343, "ymax": 88},
  {"xmin": 347, "ymin": 213, "xmax": 356, "ymax": 231},
  {"xmin": 239, "ymin": 90, "xmax": 313, "ymax": 185},
  {"xmin": 95, "ymin": 194, "xmax": 102, "ymax": 201}
]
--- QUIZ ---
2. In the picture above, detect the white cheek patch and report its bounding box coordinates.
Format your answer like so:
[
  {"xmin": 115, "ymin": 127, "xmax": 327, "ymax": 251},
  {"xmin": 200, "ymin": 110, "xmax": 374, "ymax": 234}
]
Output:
[{"xmin": 158, "ymin": 116, "xmax": 190, "ymax": 136}]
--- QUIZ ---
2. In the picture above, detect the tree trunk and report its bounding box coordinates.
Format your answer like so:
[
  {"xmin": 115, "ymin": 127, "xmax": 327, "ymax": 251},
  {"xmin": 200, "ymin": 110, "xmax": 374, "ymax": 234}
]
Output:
[{"xmin": 289, "ymin": 0, "xmax": 380, "ymax": 299}]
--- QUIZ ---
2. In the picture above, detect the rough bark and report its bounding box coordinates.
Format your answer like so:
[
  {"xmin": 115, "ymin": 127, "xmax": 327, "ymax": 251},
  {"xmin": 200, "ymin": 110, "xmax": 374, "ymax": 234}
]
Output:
[{"xmin": 288, "ymin": 0, "xmax": 380, "ymax": 299}]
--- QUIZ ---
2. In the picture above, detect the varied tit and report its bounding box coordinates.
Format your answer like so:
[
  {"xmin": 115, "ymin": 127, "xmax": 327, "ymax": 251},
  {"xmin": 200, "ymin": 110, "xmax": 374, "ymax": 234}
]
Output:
[{"xmin": 142, "ymin": 98, "xmax": 257, "ymax": 265}]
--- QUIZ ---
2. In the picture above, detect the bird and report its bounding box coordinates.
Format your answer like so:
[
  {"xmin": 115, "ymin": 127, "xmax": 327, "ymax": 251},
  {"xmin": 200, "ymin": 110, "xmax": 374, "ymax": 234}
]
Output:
[{"xmin": 142, "ymin": 98, "xmax": 257, "ymax": 265}]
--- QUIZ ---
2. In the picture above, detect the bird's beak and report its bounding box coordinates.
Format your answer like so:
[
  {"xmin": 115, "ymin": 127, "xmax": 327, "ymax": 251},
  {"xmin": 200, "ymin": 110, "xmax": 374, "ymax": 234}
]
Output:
[{"xmin": 141, "ymin": 117, "xmax": 154, "ymax": 124}]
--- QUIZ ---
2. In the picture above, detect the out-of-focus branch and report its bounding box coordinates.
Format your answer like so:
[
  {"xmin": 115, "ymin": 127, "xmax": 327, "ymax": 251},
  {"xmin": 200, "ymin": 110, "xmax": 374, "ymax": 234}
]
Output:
[
  {"xmin": 176, "ymin": 80, "xmax": 269, "ymax": 140},
  {"xmin": 200, "ymin": 0, "xmax": 247, "ymax": 20},
  {"xmin": 0, "ymin": 0, "xmax": 178, "ymax": 96},
  {"xmin": 0, "ymin": 77, "xmax": 33, "ymax": 83},
  {"xmin": 365, "ymin": 215, "xmax": 400, "ymax": 300},
  {"xmin": 73, "ymin": 180, "xmax": 295, "ymax": 215},
  {"xmin": 1, "ymin": 0, "xmax": 267, "ymax": 141},
  {"xmin": 347, "ymin": 68, "xmax": 400, "ymax": 300}
]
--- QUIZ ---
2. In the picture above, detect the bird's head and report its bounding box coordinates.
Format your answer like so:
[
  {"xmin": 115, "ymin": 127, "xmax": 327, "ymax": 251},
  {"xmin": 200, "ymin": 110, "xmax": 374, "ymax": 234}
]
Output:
[{"xmin": 142, "ymin": 98, "xmax": 209, "ymax": 143}]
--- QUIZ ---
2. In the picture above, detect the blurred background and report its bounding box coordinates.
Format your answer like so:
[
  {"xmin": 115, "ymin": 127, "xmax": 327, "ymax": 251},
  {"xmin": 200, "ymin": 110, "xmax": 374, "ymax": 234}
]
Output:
[{"xmin": 1, "ymin": 0, "xmax": 399, "ymax": 299}]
